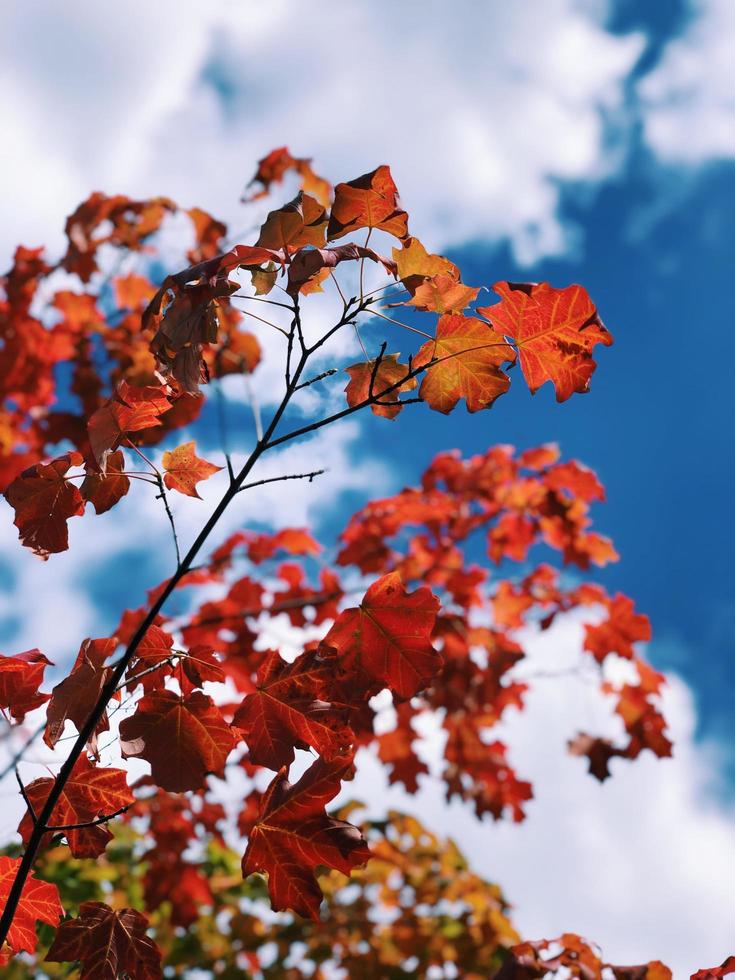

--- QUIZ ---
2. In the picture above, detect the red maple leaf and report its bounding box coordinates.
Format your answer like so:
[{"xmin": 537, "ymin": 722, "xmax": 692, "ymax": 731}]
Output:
[
  {"xmin": 18, "ymin": 756, "xmax": 133, "ymax": 858},
  {"xmin": 0, "ymin": 649, "xmax": 52, "ymax": 722},
  {"xmin": 479, "ymin": 281, "xmax": 612, "ymax": 402},
  {"xmin": 0, "ymin": 856, "xmax": 63, "ymax": 959},
  {"xmin": 242, "ymin": 757, "xmax": 370, "ymax": 919},
  {"xmin": 162, "ymin": 441, "xmax": 222, "ymax": 498},
  {"xmin": 119, "ymin": 689, "xmax": 236, "ymax": 792},
  {"xmin": 322, "ymin": 571, "xmax": 441, "ymax": 698},
  {"xmin": 87, "ymin": 381, "xmax": 171, "ymax": 470},
  {"xmin": 5, "ymin": 452, "xmax": 85, "ymax": 558},
  {"xmin": 344, "ymin": 354, "xmax": 417, "ymax": 419},
  {"xmin": 44, "ymin": 637, "xmax": 119, "ymax": 758},
  {"xmin": 45, "ymin": 901, "xmax": 162, "ymax": 979},
  {"xmin": 415, "ymin": 314, "xmax": 515, "ymax": 414},
  {"xmin": 233, "ymin": 649, "xmax": 353, "ymax": 769},
  {"xmin": 584, "ymin": 594, "xmax": 651, "ymax": 663},
  {"xmin": 327, "ymin": 165, "xmax": 409, "ymax": 241},
  {"xmin": 80, "ymin": 449, "xmax": 130, "ymax": 514}
]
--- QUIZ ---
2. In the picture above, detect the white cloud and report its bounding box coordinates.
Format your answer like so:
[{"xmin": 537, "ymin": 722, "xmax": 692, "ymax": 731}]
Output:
[
  {"xmin": 0, "ymin": 0, "xmax": 643, "ymax": 265},
  {"xmin": 639, "ymin": 0, "xmax": 735, "ymax": 164},
  {"xmin": 350, "ymin": 615, "xmax": 735, "ymax": 976}
]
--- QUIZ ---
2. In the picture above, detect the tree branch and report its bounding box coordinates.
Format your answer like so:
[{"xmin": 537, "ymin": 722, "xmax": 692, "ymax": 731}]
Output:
[
  {"xmin": 46, "ymin": 803, "xmax": 132, "ymax": 832},
  {"xmin": 236, "ymin": 469, "xmax": 326, "ymax": 494}
]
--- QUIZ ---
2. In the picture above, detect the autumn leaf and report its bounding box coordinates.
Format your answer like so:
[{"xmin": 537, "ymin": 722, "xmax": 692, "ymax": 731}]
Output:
[
  {"xmin": 143, "ymin": 245, "xmax": 282, "ymax": 392},
  {"xmin": 327, "ymin": 165, "xmax": 409, "ymax": 241},
  {"xmin": 392, "ymin": 236, "xmax": 459, "ymax": 295},
  {"xmin": 242, "ymin": 756, "xmax": 370, "ymax": 919},
  {"xmin": 256, "ymin": 192, "xmax": 328, "ymax": 251},
  {"xmin": 691, "ymin": 956, "xmax": 735, "ymax": 980},
  {"xmin": 243, "ymin": 147, "xmax": 332, "ymax": 208},
  {"xmin": 344, "ymin": 354, "xmax": 417, "ymax": 419},
  {"xmin": 322, "ymin": 571, "xmax": 441, "ymax": 698},
  {"xmin": 5, "ymin": 451, "xmax": 85, "ymax": 559},
  {"xmin": 286, "ymin": 243, "xmax": 396, "ymax": 296},
  {"xmin": 407, "ymin": 273, "xmax": 479, "ymax": 314},
  {"xmin": 44, "ymin": 637, "xmax": 118, "ymax": 758},
  {"xmin": 45, "ymin": 901, "xmax": 162, "ymax": 980},
  {"xmin": 18, "ymin": 756, "xmax": 133, "ymax": 858},
  {"xmin": 119, "ymin": 689, "xmax": 236, "ymax": 792},
  {"xmin": 241, "ymin": 527, "xmax": 322, "ymax": 563},
  {"xmin": 80, "ymin": 449, "xmax": 130, "ymax": 514},
  {"xmin": 233, "ymin": 649, "xmax": 353, "ymax": 769},
  {"xmin": 0, "ymin": 856, "xmax": 63, "ymax": 958},
  {"xmin": 544, "ymin": 459, "xmax": 605, "ymax": 502},
  {"xmin": 186, "ymin": 206, "xmax": 227, "ymax": 264},
  {"xmin": 162, "ymin": 441, "xmax": 222, "ymax": 498},
  {"xmin": 87, "ymin": 382, "xmax": 171, "ymax": 470},
  {"xmin": 584, "ymin": 594, "xmax": 651, "ymax": 663},
  {"xmin": 0, "ymin": 649, "xmax": 52, "ymax": 721},
  {"xmin": 415, "ymin": 314, "xmax": 515, "ymax": 414},
  {"xmin": 479, "ymin": 281, "xmax": 612, "ymax": 402}
]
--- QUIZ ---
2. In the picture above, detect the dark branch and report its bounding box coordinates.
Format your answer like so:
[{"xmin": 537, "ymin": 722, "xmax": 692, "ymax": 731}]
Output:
[
  {"xmin": 15, "ymin": 769, "xmax": 37, "ymax": 826},
  {"xmin": 236, "ymin": 469, "xmax": 326, "ymax": 494},
  {"xmin": 46, "ymin": 803, "xmax": 132, "ymax": 832}
]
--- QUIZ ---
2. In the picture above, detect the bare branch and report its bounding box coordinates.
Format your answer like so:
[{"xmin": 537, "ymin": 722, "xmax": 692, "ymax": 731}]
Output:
[
  {"xmin": 15, "ymin": 769, "xmax": 37, "ymax": 826},
  {"xmin": 236, "ymin": 469, "xmax": 326, "ymax": 495},
  {"xmin": 296, "ymin": 368, "xmax": 337, "ymax": 390},
  {"xmin": 46, "ymin": 803, "xmax": 132, "ymax": 832}
]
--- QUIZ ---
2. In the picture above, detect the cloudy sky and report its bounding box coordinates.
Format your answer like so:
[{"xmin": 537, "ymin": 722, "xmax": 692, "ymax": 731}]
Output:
[{"xmin": 1, "ymin": 1, "xmax": 734, "ymax": 975}]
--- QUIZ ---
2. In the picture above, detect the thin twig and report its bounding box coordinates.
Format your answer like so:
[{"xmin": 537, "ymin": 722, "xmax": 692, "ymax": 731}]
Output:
[
  {"xmin": 296, "ymin": 368, "xmax": 337, "ymax": 390},
  {"xmin": 155, "ymin": 475, "xmax": 181, "ymax": 569},
  {"xmin": 46, "ymin": 803, "xmax": 132, "ymax": 832},
  {"xmin": 369, "ymin": 308, "xmax": 434, "ymax": 339},
  {"xmin": 230, "ymin": 302, "xmax": 289, "ymax": 338},
  {"xmin": 15, "ymin": 769, "xmax": 37, "ymax": 825},
  {"xmin": 236, "ymin": 469, "xmax": 326, "ymax": 494}
]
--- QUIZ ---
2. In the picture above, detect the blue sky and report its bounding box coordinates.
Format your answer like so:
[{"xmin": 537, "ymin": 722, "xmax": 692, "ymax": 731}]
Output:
[{"xmin": 1, "ymin": 0, "xmax": 734, "ymax": 971}]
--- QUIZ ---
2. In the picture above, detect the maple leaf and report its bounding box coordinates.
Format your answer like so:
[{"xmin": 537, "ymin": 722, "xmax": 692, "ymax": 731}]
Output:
[
  {"xmin": 377, "ymin": 703, "xmax": 429, "ymax": 792},
  {"xmin": 568, "ymin": 733, "xmax": 622, "ymax": 782},
  {"xmin": 0, "ymin": 856, "xmax": 63, "ymax": 958},
  {"xmin": 233, "ymin": 649, "xmax": 353, "ymax": 769},
  {"xmin": 221, "ymin": 527, "xmax": 323, "ymax": 565},
  {"xmin": 408, "ymin": 273, "xmax": 479, "ymax": 314},
  {"xmin": 44, "ymin": 637, "xmax": 118, "ymax": 758},
  {"xmin": 186, "ymin": 206, "xmax": 227, "ymax": 264},
  {"xmin": 45, "ymin": 901, "xmax": 162, "ymax": 980},
  {"xmin": 692, "ymin": 956, "xmax": 735, "ymax": 980},
  {"xmin": 286, "ymin": 243, "xmax": 396, "ymax": 295},
  {"xmin": 18, "ymin": 756, "xmax": 133, "ymax": 858},
  {"xmin": 119, "ymin": 689, "xmax": 236, "ymax": 792},
  {"xmin": 214, "ymin": 328, "xmax": 262, "ymax": 376},
  {"xmin": 344, "ymin": 354, "xmax": 417, "ymax": 419},
  {"xmin": 87, "ymin": 382, "xmax": 171, "ymax": 470},
  {"xmin": 243, "ymin": 147, "xmax": 332, "ymax": 207},
  {"xmin": 584, "ymin": 594, "xmax": 651, "ymax": 663},
  {"xmin": 256, "ymin": 192, "xmax": 328, "ymax": 251},
  {"xmin": 392, "ymin": 236, "xmax": 459, "ymax": 295},
  {"xmin": 322, "ymin": 571, "xmax": 441, "ymax": 698},
  {"xmin": 162, "ymin": 441, "xmax": 222, "ymax": 498},
  {"xmin": 0, "ymin": 648, "xmax": 52, "ymax": 721},
  {"xmin": 415, "ymin": 314, "xmax": 515, "ymax": 414},
  {"xmin": 479, "ymin": 281, "xmax": 612, "ymax": 402},
  {"xmin": 544, "ymin": 459, "xmax": 605, "ymax": 502},
  {"xmin": 327, "ymin": 165, "xmax": 409, "ymax": 241},
  {"xmin": 123, "ymin": 624, "xmax": 175, "ymax": 693},
  {"xmin": 5, "ymin": 451, "xmax": 85, "ymax": 559},
  {"xmin": 80, "ymin": 449, "xmax": 130, "ymax": 514},
  {"xmin": 143, "ymin": 245, "xmax": 283, "ymax": 392},
  {"xmin": 242, "ymin": 757, "xmax": 370, "ymax": 919}
]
